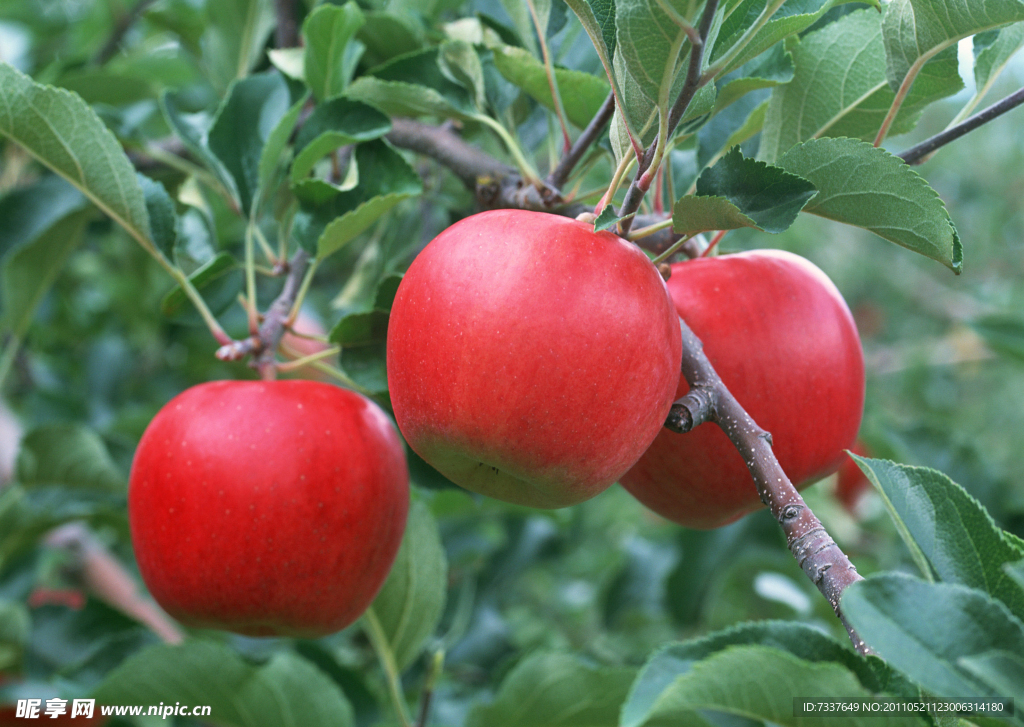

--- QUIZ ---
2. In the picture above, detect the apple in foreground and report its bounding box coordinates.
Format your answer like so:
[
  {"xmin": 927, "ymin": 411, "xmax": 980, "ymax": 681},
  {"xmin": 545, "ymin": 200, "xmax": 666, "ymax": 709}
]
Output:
[
  {"xmin": 387, "ymin": 209, "xmax": 682, "ymax": 508},
  {"xmin": 621, "ymin": 250, "xmax": 865, "ymax": 529},
  {"xmin": 128, "ymin": 380, "xmax": 409, "ymax": 637}
]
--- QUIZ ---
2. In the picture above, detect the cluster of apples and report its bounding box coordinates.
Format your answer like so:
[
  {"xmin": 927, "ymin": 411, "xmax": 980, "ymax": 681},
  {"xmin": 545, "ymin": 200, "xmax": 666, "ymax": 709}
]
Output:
[{"xmin": 127, "ymin": 210, "xmax": 864, "ymax": 638}]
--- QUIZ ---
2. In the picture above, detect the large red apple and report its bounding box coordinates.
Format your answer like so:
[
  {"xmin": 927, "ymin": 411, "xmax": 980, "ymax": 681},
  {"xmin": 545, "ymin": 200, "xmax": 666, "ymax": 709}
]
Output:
[
  {"xmin": 621, "ymin": 250, "xmax": 864, "ymax": 529},
  {"xmin": 386, "ymin": 209, "xmax": 682, "ymax": 508},
  {"xmin": 128, "ymin": 380, "xmax": 409, "ymax": 637}
]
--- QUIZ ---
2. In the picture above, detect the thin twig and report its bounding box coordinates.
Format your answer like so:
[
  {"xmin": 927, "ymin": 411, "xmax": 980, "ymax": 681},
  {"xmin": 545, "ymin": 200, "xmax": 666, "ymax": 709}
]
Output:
[
  {"xmin": 46, "ymin": 523, "xmax": 184, "ymax": 644},
  {"xmin": 618, "ymin": 0, "xmax": 719, "ymax": 235},
  {"xmin": 547, "ymin": 93, "xmax": 616, "ymax": 189},
  {"xmin": 899, "ymin": 85, "xmax": 1024, "ymax": 165},
  {"xmin": 93, "ymin": 0, "xmax": 158, "ymax": 65},
  {"xmin": 667, "ymin": 317, "xmax": 871, "ymax": 654},
  {"xmin": 273, "ymin": 0, "xmax": 300, "ymax": 48},
  {"xmin": 254, "ymin": 249, "xmax": 312, "ymax": 380}
]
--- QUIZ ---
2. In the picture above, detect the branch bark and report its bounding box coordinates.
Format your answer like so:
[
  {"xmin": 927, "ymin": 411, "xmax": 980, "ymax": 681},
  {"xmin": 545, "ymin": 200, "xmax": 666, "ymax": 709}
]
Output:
[
  {"xmin": 215, "ymin": 248, "xmax": 311, "ymax": 378},
  {"xmin": 46, "ymin": 523, "xmax": 184, "ymax": 644},
  {"xmin": 899, "ymin": 85, "xmax": 1024, "ymax": 165},
  {"xmin": 546, "ymin": 93, "xmax": 616, "ymax": 190},
  {"xmin": 273, "ymin": 0, "xmax": 300, "ymax": 49},
  {"xmin": 92, "ymin": 0, "xmax": 158, "ymax": 66},
  {"xmin": 667, "ymin": 317, "xmax": 870, "ymax": 654}
]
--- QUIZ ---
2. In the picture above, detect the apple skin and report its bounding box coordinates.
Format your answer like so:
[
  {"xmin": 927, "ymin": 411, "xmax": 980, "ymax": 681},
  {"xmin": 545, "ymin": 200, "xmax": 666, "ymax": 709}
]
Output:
[
  {"xmin": 386, "ymin": 209, "xmax": 682, "ymax": 508},
  {"xmin": 620, "ymin": 250, "xmax": 865, "ymax": 529},
  {"xmin": 128, "ymin": 380, "xmax": 409, "ymax": 638}
]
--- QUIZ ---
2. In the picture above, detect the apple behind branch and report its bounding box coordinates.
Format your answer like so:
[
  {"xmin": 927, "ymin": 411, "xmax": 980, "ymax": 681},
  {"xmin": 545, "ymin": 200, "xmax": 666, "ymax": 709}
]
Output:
[
  {"xmin": 387, "ymin": 209, "xmax": 682, "ymax": 508},
  {"xmin": 621, "ymin": 250, "xmax": 865, "ymax": 529}
]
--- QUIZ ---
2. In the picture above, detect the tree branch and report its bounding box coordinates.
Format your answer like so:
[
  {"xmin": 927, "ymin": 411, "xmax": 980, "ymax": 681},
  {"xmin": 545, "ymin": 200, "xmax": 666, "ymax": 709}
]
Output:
[
  {"xmin": 46, "ymin": 523, "xmax": 184, "ymax": 644},
  {"xmin": 273, "ymin": 0, "xmax": 300, "ymax": 49},
  {"xmin": 547, "ymin": 93, "xmax": 616, "ymax": 190},
  {"xmin": 215, "ymin": 248, "xmax": 312, "ymax": 379},
  {"xmin": 92, "ymin": 0, "xmax": 158, "ymax": 66},
  {"xmin": 667, "ymin": 316, "xmax": 870, "ymax": 654},
  {"xmin": 899, "ymin": 85, "xmax": 1024, "ymax": 165}
]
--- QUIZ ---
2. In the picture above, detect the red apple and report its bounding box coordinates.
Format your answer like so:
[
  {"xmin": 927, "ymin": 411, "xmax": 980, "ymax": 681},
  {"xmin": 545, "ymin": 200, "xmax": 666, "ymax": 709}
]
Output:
[
  {"xmin": 836, "ymin": 442, "xmax": 873, "ymax": 512},
  {"xmin": 387, "ymin": 209, "xmax": 682, "ymax": 508},
  {"xmin": 620, "ymin": 250, "xmax": 865, "ymax": 529},
  {"xmin": 128, "ymin": 380, "xmax": 409, "ymax": 637}
]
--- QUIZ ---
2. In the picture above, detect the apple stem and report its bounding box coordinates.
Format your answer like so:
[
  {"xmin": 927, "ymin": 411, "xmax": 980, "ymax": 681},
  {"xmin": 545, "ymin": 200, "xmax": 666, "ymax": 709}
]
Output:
[{"xmin": 669, "ymin": 316, "xmax": 874, "ymax": 655}]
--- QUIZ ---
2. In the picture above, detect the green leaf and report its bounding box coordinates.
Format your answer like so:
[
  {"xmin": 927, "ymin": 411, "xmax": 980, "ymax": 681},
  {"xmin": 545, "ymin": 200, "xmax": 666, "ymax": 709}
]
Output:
[
  {"xmin": 440, "ymin": 40, "xmax": 488, "ymax": 112},
  {"xmin": 673, "ymin": 147, "xmax": 816, "ymax": 236},
  {"xmin": 364, "ymin": 499, "xmax": 447, "ymax": 672},
  {"xmin": 712, "ymin": 0, "xmax": 873, "ymax": 77},
  {"xmin": 16, "ymin": 424, "xmax": 124, "ymax": 492},
  {"xmin": 959, "ymin": 650, "xmax": 1024, "ymax": 704},
  {"xmin": 465, "ymin": 652, "xmax": 636, "ymax": 727},
  {"xmin": 0, "ymin": 63, "xmax": 152, "ymax": 249},
  {"xmin": 499, "ymin": 0, "xmax": 548, "ymax": 56},
  {"xmin": 257, "ymin": 90, "xmax": 309, "ymax": 195},
  {"xmin": 493, "ymin": 45, "xmax": 611, "ymax": 128},
  {"xmin": 759, "ymin": 10, "xmax": 963, "ymax": 162},
  {"xmin": 594, "ymin": 204, "xmax": 622, "ymax": 231},
  {"xmin": 882, "ymin": 0, "xmax": 1024, "ymax": 93},
  {"xmin": 614, "ymin": 0, "xmax": 693, "ymax": 106},
  {"xmin": 563, "ymin": 0, "xmax": 620, "ymax": 111},
  {"xmin": 160, "ymin": 92, "xmax": 240, "ymax": 205},
  {"xmin": 1, "ymin": 210, "xmax": 91, "ymax": 339},
  {"xmin": 340, "ymin": 343, "xmax": 388, "ymax": 396},
  {"xmin": 622, "ymin": 620, "xmax": 921, "ymax": 727},
  {"xmin": 0, "ymin": 599, "xmax": 29, "ymax": 672},
  {"xmin": 303, "ymin": 2, "xmax": 366, "ymax": 102},
  {"xmin": 94, "ymin": 641, "xmax": 356, "ymax": 727},
  {"xmin": 347, "ymin": 48, "xmax": 478, "ymax": 119},
  {"xmin": 267, "ymin": 47, "xmax": 306, "ymax": 81},
  {"xmin": 200, "ymin": 0, "xmax": 275, "ymax": 92},
  {"xmin": 357, "ymin": 12, "xmax": 423, "ymax": 67},
  {"xmin": 160, "ymin": 252, "xmax": 242, "ymax": 323},
  {"xmin": 851, "ymin": 456, "xmax": 1024, "ymax": 621},
  {"xmin": 290, "ymin": 97, "xmax": 392, "ymax": 184},
  {"xmin": 292, "ymin": 140, "xmax": 422, "ymax": 259},
  {"xmin": 777, "ymin": 137, "xmax": 963, "ymax": 273},
  {"xmin": 0, "ymin": 176, "xmax": 87, "ymax": 257},
  {"xmin": 624, "ymin": 644, "xmax": 921, "ymax": 727},
  {"xmin": 714, "ymin": 42, "xmax": 795, "ymax": 112},
  {"xmin": 699, "ymin": 91, "xmax": 769, "ymax": 168},
  {"xmin": 208, "ymin": 71, "xmax": 294, "ymax": 216},
  {"xmin": 974, "ymin": 24, "xmax": 1024, "ymax": 93},
  {"xmin": 970, "ymin": 313, "xmax": 1024, "ymax": 364},
  {"xmin": 842, "ymin": 574, "xmax": 1024, "ymax": 718},
  {"xmin": 329, "ymin": 310, "xmax": 390, "ymax": 347},
  {"xmin": 373, "ymin": 273, "xmax": 403, "ymax": 311},
  {"xmin": 137, "ymin": 174, "xmax": 179, "ymax": 260}
]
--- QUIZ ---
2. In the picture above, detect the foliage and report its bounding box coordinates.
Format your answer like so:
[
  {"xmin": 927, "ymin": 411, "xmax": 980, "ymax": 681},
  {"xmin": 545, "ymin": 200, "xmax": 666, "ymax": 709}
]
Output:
[{"xmin": 0, "ymin": 0, "xmax": 1023, "ymax": 725}]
